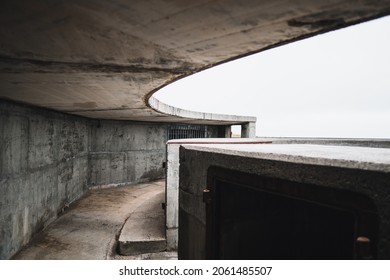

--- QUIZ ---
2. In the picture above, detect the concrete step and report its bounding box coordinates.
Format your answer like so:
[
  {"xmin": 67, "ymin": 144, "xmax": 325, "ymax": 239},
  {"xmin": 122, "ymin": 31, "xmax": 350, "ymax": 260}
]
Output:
[
  {"xmin": 117, "ymin": 188, "xmax": 166, "ymax": 255},
  {"xmin": 113, "ymin": 251, "xmax": 177, "ymax": 260}
]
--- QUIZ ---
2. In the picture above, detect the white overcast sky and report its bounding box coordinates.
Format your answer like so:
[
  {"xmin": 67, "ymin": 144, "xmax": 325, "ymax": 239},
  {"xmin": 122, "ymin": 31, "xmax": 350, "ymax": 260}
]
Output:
[{"xmin": 155, "ymin": 16, "xmax": 390, "ymax": 138}]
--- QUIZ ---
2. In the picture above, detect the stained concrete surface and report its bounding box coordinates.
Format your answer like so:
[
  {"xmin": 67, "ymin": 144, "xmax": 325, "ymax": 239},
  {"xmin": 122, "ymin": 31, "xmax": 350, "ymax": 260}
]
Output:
[
  {"xmin": 1, "ymin": 99, "xmax": 240, "ymax": 259},
  {"xmin": 1, "ymin": 1, "xmax": 389, "ymax": 123},
  {"xmin": 12, "ymin": 180, "xmax": 175, "ymax": 260},
  {"xmin": 0, "ymin": 100, "xmax": 89, "ymax": 260},
  {"xmin": 0, "ymin": 100, "xmax": 167, "ymax": 259},
  {"xmin": 88, "ymin": 119, "xmax": 167, "ymax": 186}
]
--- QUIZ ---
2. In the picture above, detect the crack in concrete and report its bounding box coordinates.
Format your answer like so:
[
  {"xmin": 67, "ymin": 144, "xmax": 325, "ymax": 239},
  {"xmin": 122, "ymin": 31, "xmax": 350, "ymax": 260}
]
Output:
[
  {"xmin": 0, "ymin": 55, "xmax": 193, "ymax": 74},
  {"xmin": 67, "ymin": 107, "xmax": 149, "ymax": 113}
]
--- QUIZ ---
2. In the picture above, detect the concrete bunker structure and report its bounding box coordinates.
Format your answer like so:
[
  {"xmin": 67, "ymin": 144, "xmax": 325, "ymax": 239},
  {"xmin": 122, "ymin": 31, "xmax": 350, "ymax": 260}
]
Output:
[
  {"xmin": 177, "ymin": 141, "xmax": 390, "ymax": 259},
  {"xmin": 1, "ymin": 0, "xmax": 390, "ymax": 259}
]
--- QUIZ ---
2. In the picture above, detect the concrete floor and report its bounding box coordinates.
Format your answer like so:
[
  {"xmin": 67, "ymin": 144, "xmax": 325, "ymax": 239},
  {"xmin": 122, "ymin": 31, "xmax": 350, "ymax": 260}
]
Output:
[{"xmin": 12, "ymin": 180, "xmax": 177, "ymax": 260}]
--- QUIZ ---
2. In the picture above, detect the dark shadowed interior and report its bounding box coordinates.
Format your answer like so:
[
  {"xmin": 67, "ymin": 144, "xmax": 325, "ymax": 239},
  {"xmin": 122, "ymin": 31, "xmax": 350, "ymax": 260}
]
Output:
[{"xmin": 206, "ymin": 168, "xmax": 379, "ymax": 260}]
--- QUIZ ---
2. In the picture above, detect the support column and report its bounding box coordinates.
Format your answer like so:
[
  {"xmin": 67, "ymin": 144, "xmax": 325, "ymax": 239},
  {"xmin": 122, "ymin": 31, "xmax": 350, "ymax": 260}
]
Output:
[{"xmin": 241, "ymin": 122, "xmax": 256, "ymax": 138}]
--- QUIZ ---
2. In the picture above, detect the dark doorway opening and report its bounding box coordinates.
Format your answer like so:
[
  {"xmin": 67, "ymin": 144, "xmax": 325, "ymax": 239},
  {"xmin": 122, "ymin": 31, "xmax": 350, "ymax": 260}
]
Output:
[{"xmin": 206, "ymin": 167, "xmax": 378, "ymax": 260}]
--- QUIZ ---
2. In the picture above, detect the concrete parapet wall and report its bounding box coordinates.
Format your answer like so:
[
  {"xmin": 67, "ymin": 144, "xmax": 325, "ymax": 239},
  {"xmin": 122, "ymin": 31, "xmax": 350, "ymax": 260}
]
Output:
[{"xmin": 0, "ymin": 100, "xmax": 167, "ymax": 259}]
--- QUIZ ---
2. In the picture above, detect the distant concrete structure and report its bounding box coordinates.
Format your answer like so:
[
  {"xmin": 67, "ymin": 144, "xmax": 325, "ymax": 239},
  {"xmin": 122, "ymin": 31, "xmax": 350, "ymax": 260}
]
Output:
[
  {"xmin": 257, "ymin": 137, "xmax": 390, "ymax": 148},
  {"xmin": 1, "ymin": 0, "xmax": 390, "ymax": 259}
]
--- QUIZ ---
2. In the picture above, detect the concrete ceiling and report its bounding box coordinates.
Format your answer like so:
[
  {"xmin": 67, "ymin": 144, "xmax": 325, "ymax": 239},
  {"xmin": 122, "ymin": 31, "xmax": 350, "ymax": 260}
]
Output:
[{"xmin": 1, "ymin": 0, "xmax": 389, "ymax": 125}]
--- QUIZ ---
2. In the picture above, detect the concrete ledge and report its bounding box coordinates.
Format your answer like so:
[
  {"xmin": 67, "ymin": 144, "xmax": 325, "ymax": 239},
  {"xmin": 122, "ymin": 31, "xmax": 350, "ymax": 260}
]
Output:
[
  {"xmin": 182, "ymin": 144, "xmax": 390, "ymax": 172},
  {"xmin": 118, "ymin": 240, "xmax": 167, "ymax": 256},
  {"xmin": 118, "ymin": 187, "xmax": 166, "ymax": 256}
]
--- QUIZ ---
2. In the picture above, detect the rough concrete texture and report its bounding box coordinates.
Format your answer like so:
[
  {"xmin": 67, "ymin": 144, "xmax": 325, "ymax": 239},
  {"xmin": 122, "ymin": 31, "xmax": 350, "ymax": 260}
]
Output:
[
  {"xmin": 0, "ymin": 100, "xmax": 167, "ymax": 259},
  {"xmin": 166, "ymin": 143, "xmax": 180, "ymax": 250},
  {"xmin": 1, "ymin": 1, "xmax": 389, "ymax": 124},
  {"xmin": 12, "ymin": 180, "xmax": 167, "ymax": 260},
  {"xmin": 178, "ymin": 144, "xmax": 390, "ymax": 259},
  {"xmin": 0, "ymin": 100, "xmax": 88, "ymax": 260},
  {"xmin": 89, "ymin": 120, "xmax": 167, "ymax": 186},
  {"xmin": 118, "ymin": 189, "xmax": 166, "ymax": 256}
]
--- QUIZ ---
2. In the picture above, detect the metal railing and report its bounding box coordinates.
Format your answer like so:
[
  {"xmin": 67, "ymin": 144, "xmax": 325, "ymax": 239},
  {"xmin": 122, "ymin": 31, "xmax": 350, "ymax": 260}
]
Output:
[{"xmin": 167, "ymin": 124, "xmax": 207, "ymax": 140}]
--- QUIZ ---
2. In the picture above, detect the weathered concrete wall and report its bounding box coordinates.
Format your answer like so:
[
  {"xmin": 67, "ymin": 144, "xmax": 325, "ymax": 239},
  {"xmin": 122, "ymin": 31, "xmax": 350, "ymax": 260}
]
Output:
[
  {"xmin": 178, "ymin": 144, "xmax": 390, "ymax": 259},
  {"xmin": 166, "ymin": 143, "xmax": 180, "ymax": 250},
  {"xmin": 89, "ymin": 120, "xmax": 167, "ymax": 186},
  {"xmin": 0, "ymin": 100, "xmax": 89, "ymax": 259},
  {"xmin": 0, "ymin": 100, "xmax": 167, "ymax": 259}
]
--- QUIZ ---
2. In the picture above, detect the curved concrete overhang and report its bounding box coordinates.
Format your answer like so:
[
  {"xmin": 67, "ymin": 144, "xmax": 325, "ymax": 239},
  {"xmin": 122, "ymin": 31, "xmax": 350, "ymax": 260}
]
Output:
[
  {"xmin": 149, "ymin": 96, "xmax": 255, "ymax": 125},
  {"xmin": 1, "ymin": 0, "xmax": 389, "ymax": 124}
]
